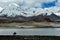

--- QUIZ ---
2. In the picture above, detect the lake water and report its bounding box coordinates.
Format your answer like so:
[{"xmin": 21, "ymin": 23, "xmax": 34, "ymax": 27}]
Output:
[{"xmin": 0, "ymin": 28, "xmax": 60, "ymax": 36}]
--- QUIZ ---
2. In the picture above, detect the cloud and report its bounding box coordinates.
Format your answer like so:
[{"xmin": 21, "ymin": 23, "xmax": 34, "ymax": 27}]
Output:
[
  {"xmin": 57, "ymin": 0, "xmax": 60, "ymax": 6},
  {"xmin": 0, "ymin": 0, "xmax": 23, "ymax": 2},
  {"xmin": 18, "ymin": 0, "xmax": 56, "ymax": 9},
  {"xmin": 39, "ymin": 0, "xmax": 55, "ymax": 2},
  {"xmin": 0, "ymin": 0, "xmax": 57, "ymax": 9},
  {"xmin": 0, "ymin": 0, "xmax": 56, "ymax": 3},
  {"xmin": 0, "ymin": 0, "xmax": 14, "ymax": 2}
]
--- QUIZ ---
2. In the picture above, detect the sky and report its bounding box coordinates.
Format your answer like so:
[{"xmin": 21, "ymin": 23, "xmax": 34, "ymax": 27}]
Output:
[
  {"xmin": 42, "ymin": 0, "xmax": 57, "ymax": 8},
  {"xmin": 0, "ymin": 0, "xmax": 58, "ymax": 8},
  {"xmin": 18, "ymin": 0, "xmax": 57, "ymax": 8},
  {"xmin": 0, "ymin": 0, "xmax": 56, "ymax": 2}
]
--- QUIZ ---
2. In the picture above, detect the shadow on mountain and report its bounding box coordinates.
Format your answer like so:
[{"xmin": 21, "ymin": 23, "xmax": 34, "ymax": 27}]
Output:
[{"xmin": 0, "ymin": 13, "xmax": 60, "ymax": 23}]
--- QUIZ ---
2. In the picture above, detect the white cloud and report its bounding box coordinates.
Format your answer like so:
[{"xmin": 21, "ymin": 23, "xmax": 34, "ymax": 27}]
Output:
[
  {"xmin": 39, "ymin": 0, "xmax": 55, "ymax": 2},
  {"xmin": 0, "ymin": 0, "xmax": 23, "ymax": 2},
  {"xmin": 24, "ymin": 0, "xmax": 35, "ymax": 5},
  {"xmin": 0, "ymin": 0, "xmax": 56, "ymax": 8},
  {"xmin": 0, "ymin": 0, "xmax": 56, "ymax": 3},
  {"xmin": 0, "ymin": 0, "xmax": 14, "ymax": 2},
  {"xmin": 57, "ymin": 0, "xmax": 60, "ymax": 7},
  {"xmin": 23, "ymin": 0, "xmax": 55, "ymax": 5},
  {"xmin": 18, "ymin": 0, "xmax": 56, "ymax": 9}
]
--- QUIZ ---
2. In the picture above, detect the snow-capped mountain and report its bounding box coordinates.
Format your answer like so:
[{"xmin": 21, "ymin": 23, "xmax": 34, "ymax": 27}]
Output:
[
  {"xmin": 0, "ymin": 3, "xmax": 21, "ymax": 17},
  {"xmin": 0, "ymin": 2, "xmax": 60, "ymax": 21}
]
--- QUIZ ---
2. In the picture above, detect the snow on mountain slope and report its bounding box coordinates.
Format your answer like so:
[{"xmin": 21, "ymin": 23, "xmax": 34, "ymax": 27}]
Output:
[
  {"xmin": 0, "ymin": 7, "xmax": 4, "ymax": 12},
  {"xmin": 0, "ymin": 2, "xmax": 60, "ymax": 18},
  {"xmin": 1, "ymin": 3, "xmax": 21, "ymax": 17}
]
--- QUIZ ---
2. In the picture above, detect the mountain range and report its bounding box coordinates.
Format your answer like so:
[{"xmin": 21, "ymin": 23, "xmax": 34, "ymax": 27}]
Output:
[{"xmin": 0, "ymin": 2, "xmax": 60, "ymax": 21}]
